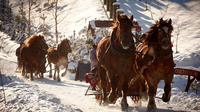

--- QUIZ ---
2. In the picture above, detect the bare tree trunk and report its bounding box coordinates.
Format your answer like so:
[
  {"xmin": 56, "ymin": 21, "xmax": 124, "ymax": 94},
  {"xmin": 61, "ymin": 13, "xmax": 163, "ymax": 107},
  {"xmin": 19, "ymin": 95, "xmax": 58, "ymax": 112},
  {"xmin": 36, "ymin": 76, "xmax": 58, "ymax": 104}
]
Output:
[
  {"xmin": 0, "ymin": 0, "xmax": 6, "ymax": 21},
  {"xmin": 55, "ymin": 0, "xmax": 58, "ymax": 43},
  {"xmin": 176, "ymin": 28, "xmax": 180, "ymax": 53},
  {"xmin": 175, "ymin": 21, "xmax": 180, "ymax": 53},
  {"xmin": 28, "ymin": 0, "xmax": 31, "ymax": 37}
]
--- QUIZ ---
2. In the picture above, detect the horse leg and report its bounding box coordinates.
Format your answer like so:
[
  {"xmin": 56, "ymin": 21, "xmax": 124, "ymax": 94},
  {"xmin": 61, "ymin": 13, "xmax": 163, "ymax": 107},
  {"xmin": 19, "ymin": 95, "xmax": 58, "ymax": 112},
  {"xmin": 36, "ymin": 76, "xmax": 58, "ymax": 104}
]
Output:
[
  {"xmin": 22, "ymin": 63, "xmax": 28, "ymax": 78},
  {"xmin": 21, "ymin": 64, "xmax": 25, "ymax": 77},
  {"xmin": 98, "ymin": 66, "xmax": 108, "ymax": 105},
  {"xmin": 30, "ymin": 65, "xmax": 34, "ymax": 81},
  {"xmin": 24, "ymin": 66, "xmax": 28, "ymax": 78},
  {"xmin": 35, "ymin": 65, "xmax": 40, "ymax": 78},
  {"xmin": 61, "ymin": 62, "xmax": 68, "ymax": 77},
  {"xmin": 36, "ymin": 65, "xmax": 43, "ymax": 78},
  {"xmin": 147, "ymin": 79, "xmax": 159, "ymax": 111},
  {"xmin": 108, "ymin": 70, "xmax": 117, "ymax": 104},
  {"xmin": 53, "ymin": 65, "xmax": 57, "ymax": 80},
  {"xmin": 57, "ymin": 67, "xmax": 61, "ymax": 82},
  {"xmin": 162, "ymin": 74, "xmax": 173, "ymax": 102},
  {"xmin": 121, "ymin": 80, "xmax": 129, "ymax": 111},
  {"xmin": 39, "ymin": 65, "xmax": 44, "ymax": 78},
  {"xmin": 40, "ymin": 73, "xmax": 44, "ymax": 78},
  {"xmin": 49, "ymin": 63, "xmax": 52, "ymax": 78}
]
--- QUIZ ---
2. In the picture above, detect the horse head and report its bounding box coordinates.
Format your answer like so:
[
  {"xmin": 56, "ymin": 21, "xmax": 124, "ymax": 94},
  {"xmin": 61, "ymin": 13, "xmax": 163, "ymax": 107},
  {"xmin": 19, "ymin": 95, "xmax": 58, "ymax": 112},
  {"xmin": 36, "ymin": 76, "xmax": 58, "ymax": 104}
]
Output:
[
  {"xmin": 58, "ymin": 38, "xmax": 72, "ymax": 56},
  {"xmin": 24, "ymin": 34, "xmax": 48, "ymax": 52},
  {"xmin": 156, "ymin": 18, "xmax": 173, "ymax": 50},
  {"xmin": 147, "ymin": 18, "xmax": 173, "ymax": 51},
  {"xmin": 114, "ymin": 14, "xmax": 135, "ymax": 50},
  {"xmin": 37, "ymin": 34, "xmax": 48, "ymax": 52}
]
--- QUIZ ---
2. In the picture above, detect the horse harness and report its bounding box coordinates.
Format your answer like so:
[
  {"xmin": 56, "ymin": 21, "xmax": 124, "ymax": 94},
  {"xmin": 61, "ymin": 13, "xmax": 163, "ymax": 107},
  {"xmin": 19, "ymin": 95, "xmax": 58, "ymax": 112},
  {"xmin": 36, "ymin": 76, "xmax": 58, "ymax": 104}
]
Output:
[
  {"xmin": 98, "ymin": 29, "xmax": 144, "ymax": 88},
  {"xmin": 128, "ymin": 41, "xmax": 174, "ymax": 87},
  {"xmin": 98, "ymin": 28, "xmax": 136, "ymax": 66}
]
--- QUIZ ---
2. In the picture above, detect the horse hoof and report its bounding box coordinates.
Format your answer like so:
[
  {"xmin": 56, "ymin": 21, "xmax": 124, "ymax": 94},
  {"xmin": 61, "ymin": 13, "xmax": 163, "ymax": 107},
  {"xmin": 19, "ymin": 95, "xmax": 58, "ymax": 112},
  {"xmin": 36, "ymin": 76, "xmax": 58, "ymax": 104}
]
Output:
[
  {"xmin": 147, "ymin": 109, "xmax": 157, "ymax": 112},
  {"xmin": 102, "ymin": 100, "xmax": 109, "ymax": 106},
  {"xmin": 108, "ymin": 98, "xmax": 116, "ymax": 104},
  {"xmin": 108, "ymin": 92, "xmax": 117, "ymax": 104},
  {"xmin": 99, "ymin": 96, "xmax": 109, "ymax": 106},
  {"xmin": 147, "ymin": 100, "xmax": 157, "ymax": 111},
  {"xmin": 53, "ymin": 77, "xmax": 56, "ymax": 80},
  {"xmin": 121, "ymin": 100, "xmax": 129, "ymax": 111},
  {"xmin": 25, "ymin": 75, "xmax": 29, "ymax": 78},
  {"xmin": 162, "ymin": 92, "xmax": 171, "ymax": 102},
  {"xmin": 134, "ymin": 100, "xmax": 142, "ymax": 107},
  {"xmin": 61, "ymin": 73, "xmax": 66, "ymax": 77},
  {"xmin": 40, "ymin": 74, "xmax": 44, "ymax": 78},
  {"xmin": 49, "ymin": 75, "xmax": 52, "ymax": 78},
  {"xmin": 57, "ymin": 78, "xmax": 61, "ymax": 82}
]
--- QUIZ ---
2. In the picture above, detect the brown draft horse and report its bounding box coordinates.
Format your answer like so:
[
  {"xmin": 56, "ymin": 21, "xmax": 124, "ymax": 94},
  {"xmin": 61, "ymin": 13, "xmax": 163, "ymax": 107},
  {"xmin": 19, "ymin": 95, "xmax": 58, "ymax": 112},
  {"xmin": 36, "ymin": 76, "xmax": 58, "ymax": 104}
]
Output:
[
  {"xmin": 18, "ymin": 34, "xmax": 48, "ymax": 80},
  {"xmin": 136, "ymin": 18, "xmax": 174, "ymax": 111},
  {"xmin": 96, "ymin": 14, "xmax": 140, "ymax": 110},
  {"xmin": 47, "ymin": 38, "xmax": 72, "ymax": 82}
]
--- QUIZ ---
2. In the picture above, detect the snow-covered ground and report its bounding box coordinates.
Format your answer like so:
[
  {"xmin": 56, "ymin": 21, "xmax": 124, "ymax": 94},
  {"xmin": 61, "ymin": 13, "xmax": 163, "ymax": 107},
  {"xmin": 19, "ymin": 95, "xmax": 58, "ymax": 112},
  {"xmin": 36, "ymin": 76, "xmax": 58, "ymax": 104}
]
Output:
[{"xmin": 1, "ymin": 0, "xmax": 200, "ymax": 112}]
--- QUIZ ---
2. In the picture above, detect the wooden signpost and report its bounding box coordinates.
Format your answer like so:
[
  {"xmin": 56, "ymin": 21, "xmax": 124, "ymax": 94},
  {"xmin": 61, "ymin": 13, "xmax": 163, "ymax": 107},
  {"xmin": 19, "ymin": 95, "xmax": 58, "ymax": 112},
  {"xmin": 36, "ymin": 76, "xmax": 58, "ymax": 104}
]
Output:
[{"xmin": 174, "ymin": 68, "xmax": 200, "ymax": 92}]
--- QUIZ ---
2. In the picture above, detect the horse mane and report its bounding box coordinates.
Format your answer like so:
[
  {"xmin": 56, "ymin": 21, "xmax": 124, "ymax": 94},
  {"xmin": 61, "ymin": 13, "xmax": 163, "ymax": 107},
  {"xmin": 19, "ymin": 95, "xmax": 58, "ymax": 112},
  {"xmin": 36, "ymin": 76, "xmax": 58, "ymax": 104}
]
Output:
[
  {"xmin": 24, "ymin": 34, "xmax": 45, "ymax": 47},
  {"xmin": 57, "ymin": 38, "xmax": 70, "ymax": 56},
  {"xmin": 145, "ymin": 23, "xmax": 159, "ymax": 43},
  {"xmin": 59, "ymin": 38, "xmax": 70, "ymax": 48}
]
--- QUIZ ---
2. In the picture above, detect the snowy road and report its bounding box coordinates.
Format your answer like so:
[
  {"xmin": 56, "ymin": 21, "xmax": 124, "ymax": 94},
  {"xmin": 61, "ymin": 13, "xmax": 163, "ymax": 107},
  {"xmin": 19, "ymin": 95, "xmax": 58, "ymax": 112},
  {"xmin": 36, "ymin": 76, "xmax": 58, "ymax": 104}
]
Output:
[{"xmin": 1, "ymin": 0, "xmax": 200, "ymax": 112}]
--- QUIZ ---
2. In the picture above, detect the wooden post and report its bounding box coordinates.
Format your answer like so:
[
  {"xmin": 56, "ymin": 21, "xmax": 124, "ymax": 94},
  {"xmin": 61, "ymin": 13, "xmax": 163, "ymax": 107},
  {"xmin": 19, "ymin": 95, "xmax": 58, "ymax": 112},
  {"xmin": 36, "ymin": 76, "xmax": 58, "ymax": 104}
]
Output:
[
  {"xmin": 116, "ymin": 9, "xmax": 124, "ymax": 18},
  {"xmin": 109, "ymin": 0, "xmax": 116, "ymax": 18},
  {"xmin": 55, "ymin": 0, "xmax": 58, "ymax": 43},
  {"xmin": 0, "ymin": 0, "xmax": 5, "ymax": 21},
  {"xmin": 73, "ymin": 30, "xmax": 76, "ymax": 38},
  {"xmin": 28, "ymin": 0, "xmax": 31, "ymax": 37},
  {"xmin": 112, "ymin": 2, "xmax": 120, "ymax": 20},
  {"xmin": 106, "ymin": 0, "xmax": 109, "ymax": 11},
  {"xmin": 185, "ymin": 76, "xmax": 196, "ymax": 92},
  {"xmin": 104, "ymin": 0, "xmax": 106, "ymax": 5}
]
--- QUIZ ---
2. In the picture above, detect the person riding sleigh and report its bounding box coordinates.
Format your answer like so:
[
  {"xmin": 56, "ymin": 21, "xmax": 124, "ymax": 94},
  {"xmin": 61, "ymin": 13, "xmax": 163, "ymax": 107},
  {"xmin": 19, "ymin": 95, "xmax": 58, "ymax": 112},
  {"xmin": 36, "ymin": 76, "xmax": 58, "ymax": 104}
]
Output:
[{"xmin": 85, "ymin": 36, "xmax": 103, "ymax": 90}]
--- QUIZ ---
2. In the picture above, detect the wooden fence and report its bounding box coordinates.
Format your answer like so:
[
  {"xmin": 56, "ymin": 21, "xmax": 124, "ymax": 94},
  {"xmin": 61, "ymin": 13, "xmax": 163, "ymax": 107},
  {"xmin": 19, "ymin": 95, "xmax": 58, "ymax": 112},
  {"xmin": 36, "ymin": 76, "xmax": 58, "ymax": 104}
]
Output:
[{"xmin": 101, "ymin": 0, "xmax": 124, "ymax": 20}]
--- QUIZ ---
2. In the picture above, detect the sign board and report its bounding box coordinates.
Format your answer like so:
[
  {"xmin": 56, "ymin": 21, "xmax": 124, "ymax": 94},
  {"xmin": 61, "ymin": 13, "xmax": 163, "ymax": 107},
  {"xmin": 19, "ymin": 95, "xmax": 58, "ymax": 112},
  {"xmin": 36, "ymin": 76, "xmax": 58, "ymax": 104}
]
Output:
[
  {"xmin": 174, "ymin": 67, "xmax": 200, "ymax": 92},
  {"xmin": 174, "ymin": 68, "xmax": 200, "ymax": 77}
]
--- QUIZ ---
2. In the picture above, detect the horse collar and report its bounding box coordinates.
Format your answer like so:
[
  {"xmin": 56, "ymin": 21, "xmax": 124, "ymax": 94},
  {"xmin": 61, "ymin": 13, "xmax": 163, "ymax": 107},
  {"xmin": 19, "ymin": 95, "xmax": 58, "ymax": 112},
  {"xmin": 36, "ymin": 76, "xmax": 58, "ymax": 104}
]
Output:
[{"xmin": 114, "ymin": 37, "xmax": 119, "ymax": 44}]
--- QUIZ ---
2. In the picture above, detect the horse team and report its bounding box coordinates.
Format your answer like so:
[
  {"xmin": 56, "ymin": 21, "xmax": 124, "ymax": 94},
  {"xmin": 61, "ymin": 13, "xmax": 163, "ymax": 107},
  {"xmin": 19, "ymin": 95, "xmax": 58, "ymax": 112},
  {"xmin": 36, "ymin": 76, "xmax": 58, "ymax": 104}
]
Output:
[
  {"xmin": 96, "ymin": 14, "xmax": 174, "ymax": 111},
  {"xmin": 16, "ymin": 14, "xmax": 174, "ymax": 111},
  {"xmin": 16, "ymin": 34, "xmax": 72, "ymax": 82}
]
